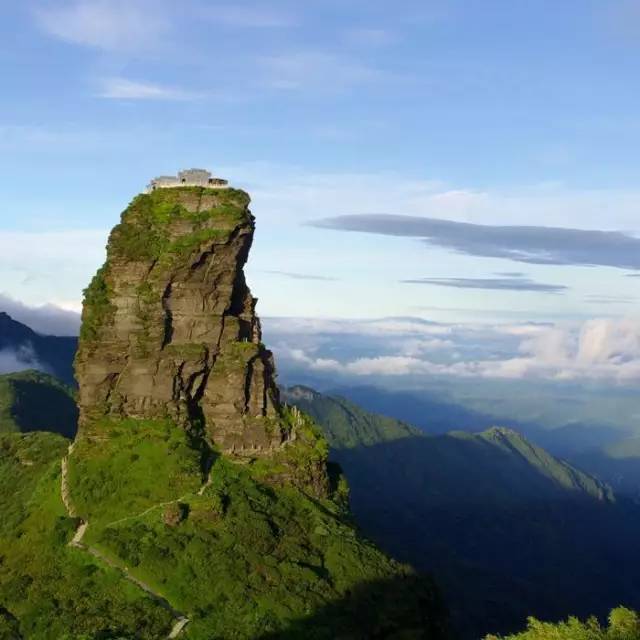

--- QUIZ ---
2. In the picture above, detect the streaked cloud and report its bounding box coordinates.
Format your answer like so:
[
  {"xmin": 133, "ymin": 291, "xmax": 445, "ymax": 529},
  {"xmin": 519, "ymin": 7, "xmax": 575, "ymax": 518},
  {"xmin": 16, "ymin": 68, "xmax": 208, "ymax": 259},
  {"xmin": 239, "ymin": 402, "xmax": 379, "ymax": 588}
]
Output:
[
  {"xmin": 584, "ymin": 294, "xmax": 638, "ymax": 305},
  {"xmin": 264, "ymin": 270, "xmax": 340, "ymax": 282},
  {"xmin": 97, "ymin": 77, "xmax": 198, "ymax": 101},
  {"xmin": 310, "ymin": 214, "xmax": 640, "ymax": 270},
  {"xmin": 401, "ymin": 276, "xmax": 567, "ymax": 294},
  {"xmin": 33, "ymin": 0, "xmax": 169, "ymax": 52}
]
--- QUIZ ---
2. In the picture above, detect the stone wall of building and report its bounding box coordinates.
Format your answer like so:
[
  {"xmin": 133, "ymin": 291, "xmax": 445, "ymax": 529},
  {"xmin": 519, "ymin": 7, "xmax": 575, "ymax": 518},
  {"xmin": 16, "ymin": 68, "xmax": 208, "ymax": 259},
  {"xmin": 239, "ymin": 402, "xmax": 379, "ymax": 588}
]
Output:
[{"xmin": 146, "ymin": 168, "xmax": 229, "ymax": 192}]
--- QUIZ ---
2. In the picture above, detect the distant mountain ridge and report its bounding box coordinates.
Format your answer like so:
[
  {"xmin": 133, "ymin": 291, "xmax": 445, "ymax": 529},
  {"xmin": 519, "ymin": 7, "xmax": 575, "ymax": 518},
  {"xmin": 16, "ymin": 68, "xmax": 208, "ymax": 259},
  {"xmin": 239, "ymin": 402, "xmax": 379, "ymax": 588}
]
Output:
[
  {"xmin": 284, "ymin": 384, "xmax": 612, "ymax": 504},
  {"xmin": 0, "ymin": 312, "xmax": 77, "ymax": 385},
  {"xmin": 282, "ymin": 385, "xmax": 421, "ymax": 449}
]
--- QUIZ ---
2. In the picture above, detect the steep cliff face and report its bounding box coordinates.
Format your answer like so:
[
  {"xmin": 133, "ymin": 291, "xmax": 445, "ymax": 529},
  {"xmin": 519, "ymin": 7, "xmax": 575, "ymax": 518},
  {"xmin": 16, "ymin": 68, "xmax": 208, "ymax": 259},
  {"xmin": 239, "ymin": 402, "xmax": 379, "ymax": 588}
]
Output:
[{"xmin": 75, "ymin": 186, "xmax": 284, "ymax": 454}]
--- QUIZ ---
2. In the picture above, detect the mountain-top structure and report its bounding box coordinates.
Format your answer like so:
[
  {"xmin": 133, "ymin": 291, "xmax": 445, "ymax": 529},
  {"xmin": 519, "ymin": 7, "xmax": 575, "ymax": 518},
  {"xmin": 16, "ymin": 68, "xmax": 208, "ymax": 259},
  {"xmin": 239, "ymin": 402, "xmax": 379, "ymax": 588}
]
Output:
[
  {"xmin": 146, "ymin": 168, "xmax": 229, "ymax": 192},
  {"xmin": 75, "ymin": 177, "xmax": 284, "ymax": 454}
]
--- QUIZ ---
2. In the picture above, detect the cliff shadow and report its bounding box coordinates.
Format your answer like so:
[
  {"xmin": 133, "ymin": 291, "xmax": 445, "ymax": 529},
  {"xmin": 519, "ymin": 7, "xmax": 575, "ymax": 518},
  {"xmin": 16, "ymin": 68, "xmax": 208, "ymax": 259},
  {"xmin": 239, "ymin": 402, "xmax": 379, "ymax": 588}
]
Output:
[
  {"xmin": 256, "ymin": 574, "xmax": 450, "ymax": 640},
  {"xmin": 12, "ymin": 375, "xmax": 78, "ymax": 439},
  {"xmin": 329, "ymin": 436, "xmax": 640, "ymax": 640}
]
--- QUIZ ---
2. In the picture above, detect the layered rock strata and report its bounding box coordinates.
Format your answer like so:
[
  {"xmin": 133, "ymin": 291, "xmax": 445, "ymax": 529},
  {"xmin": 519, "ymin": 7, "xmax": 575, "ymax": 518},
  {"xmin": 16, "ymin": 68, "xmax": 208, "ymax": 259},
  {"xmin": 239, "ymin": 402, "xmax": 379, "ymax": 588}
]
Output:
[{"xmin": 75, "ymin": 185, "xmax": 286, "ymax": 453}]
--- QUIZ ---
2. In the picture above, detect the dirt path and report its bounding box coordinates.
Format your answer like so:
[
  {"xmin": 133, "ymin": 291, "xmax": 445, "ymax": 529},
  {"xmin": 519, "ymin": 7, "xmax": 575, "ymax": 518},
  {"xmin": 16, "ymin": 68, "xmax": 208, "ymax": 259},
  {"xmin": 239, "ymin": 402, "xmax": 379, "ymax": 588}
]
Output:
[
  {"xmin": 60, "ymin": 442, "xmax": 77, "ymax": 517},
  {"xmin": 197, "ymin": 469, "xmax": 212, "ymax": 496},
  {"xmin": 60, "ymin": 443, "xmax": 191, "ymax": 639}
]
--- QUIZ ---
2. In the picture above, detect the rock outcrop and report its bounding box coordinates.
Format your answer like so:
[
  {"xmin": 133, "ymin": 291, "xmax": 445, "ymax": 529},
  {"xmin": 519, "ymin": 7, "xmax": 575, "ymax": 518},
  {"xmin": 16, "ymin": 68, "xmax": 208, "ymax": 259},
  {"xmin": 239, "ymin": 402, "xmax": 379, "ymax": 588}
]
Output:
[{"xmin": 75, "ymin": 185, "xmax": 286, "ymax": 454}]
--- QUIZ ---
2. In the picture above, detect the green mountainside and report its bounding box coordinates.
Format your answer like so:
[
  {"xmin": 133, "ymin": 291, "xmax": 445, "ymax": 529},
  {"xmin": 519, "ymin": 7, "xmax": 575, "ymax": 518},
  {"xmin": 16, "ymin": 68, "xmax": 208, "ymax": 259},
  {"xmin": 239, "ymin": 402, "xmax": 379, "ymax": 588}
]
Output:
[
  {"xmin": 284, "ymin": 386, "xmax": 640, "ymax": 640},
  {"xmin": 0, "ymin": 431, "xmax": 174, "ymax": 638},
  {"xmin": 282, "ymin": 385, "xmax": 421, "ymax": 449},
  {"xmin": 0, "ymin": 423, "xmax": 447, "ymax": 639},
  {"xmin": 0, "ymin": 185, "xmax": 448, "ymax": 639},
  {"xmin": 0, "ymin": 370, "xmax": 77, "ymax": 438},
  {"xmin": 284, "ymin": 386, "xmax": 611, "ymax": 504}
]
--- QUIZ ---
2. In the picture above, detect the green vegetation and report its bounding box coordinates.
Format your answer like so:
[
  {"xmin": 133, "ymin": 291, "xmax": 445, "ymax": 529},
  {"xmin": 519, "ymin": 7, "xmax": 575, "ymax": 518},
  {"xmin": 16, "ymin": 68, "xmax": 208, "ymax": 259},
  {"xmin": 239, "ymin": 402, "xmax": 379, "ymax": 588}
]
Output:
[
  {"xmin": 68, "ymin": 418, "xmax": 204, "ymax": 525},
  {"xmin": 210, "ymin": 340, "xmax": 260, "ymax": 375},
  {"xmin": 476, "ymin": 427, "xmax": 613, "ymax": 501},
  {"xmin": 109, "ymin": 187, "xmax": 250, "ymax": 263},
  {"xmin": 0, "ymin": 413, "xmax": 443, "ymax": 639},
  {"xmin": 282, "ymin": 386, "xmax": 421, "ymax": 449},
  {"xmin": 487, "ymin": 607, "xmax": 640, "ymax": 640},
  {"xmin": 87, "ymin": 451, "xmax": 441, "ymax": 640},
  {"xmin": 164, "ymin": 342, "xmax": 209, "ymax": 359},
  {"xmin": 0, "ymin": 370, "xmax": 77, "ymax": 438},
  {"xmin": 79, "ymin": 187, "xmax": 252, "ymax": 349},
  {"xmin": 0, "ymin": 184, "xmax": 452, "ymax": 639},
  {"xmin": 0, "ymin": 432, "xmax": 173, "ymax": 639},
  {"xmin": 251, "ymin": 406, "xmax": 332, "ymax": 495},
  {"xmin": 79, "ymin": 265, "xmax": 116, "ymax": 343}
]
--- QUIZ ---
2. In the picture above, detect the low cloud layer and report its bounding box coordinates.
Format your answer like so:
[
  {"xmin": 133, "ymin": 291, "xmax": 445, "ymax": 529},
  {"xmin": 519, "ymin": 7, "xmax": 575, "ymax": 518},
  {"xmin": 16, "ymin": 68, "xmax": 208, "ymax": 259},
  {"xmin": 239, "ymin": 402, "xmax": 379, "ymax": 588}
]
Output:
[
  {"xmin": 310, "ymin": 214, "xmax": 640, "ymax": 270},
  {"xmin": 401, "ymin": 276, "xmax": 567, "ymax": 294},
  {"xmin": 263, "ymin": 316, "xmax": 640, "ymax": 386},
  {"xmin": 0, "ymin": 294, "xmax": 80, "ymax": 336}
]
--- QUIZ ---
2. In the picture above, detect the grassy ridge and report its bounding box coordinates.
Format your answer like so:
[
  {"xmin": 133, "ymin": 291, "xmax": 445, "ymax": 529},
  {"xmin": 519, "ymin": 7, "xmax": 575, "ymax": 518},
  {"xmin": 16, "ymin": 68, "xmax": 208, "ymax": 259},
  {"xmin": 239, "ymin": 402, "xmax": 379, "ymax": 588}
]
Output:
[
  {"xmin": 0, "ymin": 432, "xmax": 173, "ymax": 639},
  {"xmin": 282, "ymin": 386, "xmax": 421, "ymax": 449},
  {"xmin": 68, "ymin": 418, "xmax": 204, "ymax": 525}
]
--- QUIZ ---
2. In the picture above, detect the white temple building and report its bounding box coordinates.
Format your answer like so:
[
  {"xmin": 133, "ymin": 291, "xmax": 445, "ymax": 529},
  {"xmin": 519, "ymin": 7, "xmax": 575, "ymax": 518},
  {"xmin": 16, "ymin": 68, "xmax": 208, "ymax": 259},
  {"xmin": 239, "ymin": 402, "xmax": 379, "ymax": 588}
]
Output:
[{"xmin": 146, "ymin": 169, "xmax": 229, "ymax": 192}]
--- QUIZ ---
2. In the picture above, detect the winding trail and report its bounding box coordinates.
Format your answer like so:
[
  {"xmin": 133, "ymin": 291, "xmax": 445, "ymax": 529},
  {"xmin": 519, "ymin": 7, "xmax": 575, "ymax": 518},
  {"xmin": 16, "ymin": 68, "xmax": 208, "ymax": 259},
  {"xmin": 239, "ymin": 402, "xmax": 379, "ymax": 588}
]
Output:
[{"xmin": 60, "ymin": 443, "xmax": 191, "ymax": 639}]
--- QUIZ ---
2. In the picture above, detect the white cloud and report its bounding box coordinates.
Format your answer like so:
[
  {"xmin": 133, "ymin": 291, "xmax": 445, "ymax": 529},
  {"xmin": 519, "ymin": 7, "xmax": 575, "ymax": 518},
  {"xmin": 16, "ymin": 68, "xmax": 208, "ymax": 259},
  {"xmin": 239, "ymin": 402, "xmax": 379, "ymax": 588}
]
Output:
[
  {"xmin": 577, "ymin": 318, "xmax": 640, "ymax": 365},
  {"xmin": 287, "ymin": 348, "xmax": 436, "ymax": 376},
  {"xmin": 97, "ymin": 77, "xmax": 197, "ymax": 101},
  {"xmin": 496, "ymin": 323, "xmax": 553, "ymax": 337},
  {"xmin": 272, "ymin": 316, "xmax": 640, "ymax": 385},
  {"xmin": 0, "ymin": 344, "xmax": 46, "ymax": 375},
  {"xmin": 219, "ymin": 163, "xmax": 640, "ymax": 232},
  {"xmin": 0, "ymin": 229, "xmax": 106, "ymax": 314},
  {"xmin": 33, "ymin": 0, "xmax": 169, "ymax": 51},
  {"xmin": 0, "ymin": 229, "xmax": 106, "ymax": 271},
  {"xmin": 398, "ymin": 338, "xmax": 455, "ymax": 356},
  {"xmin": 484, "ymin": 318, "xmax": 640, "ymax": 382}
]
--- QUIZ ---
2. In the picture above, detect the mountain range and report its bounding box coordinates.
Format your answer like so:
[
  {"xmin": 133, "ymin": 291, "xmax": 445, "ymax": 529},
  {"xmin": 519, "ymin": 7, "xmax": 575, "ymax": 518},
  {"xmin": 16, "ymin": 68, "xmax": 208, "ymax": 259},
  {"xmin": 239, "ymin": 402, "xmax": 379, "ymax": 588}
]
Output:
[
  {"xmin": 0, "ymin": 311, "xmax": 77, "ymax": 386},
  {"xmin": 1, "ymin": 182, "xmax": 640, "ymax": 639},
  {"xmin": 283, "ymin": 386, "xmax": 640, "ymax": 639}
]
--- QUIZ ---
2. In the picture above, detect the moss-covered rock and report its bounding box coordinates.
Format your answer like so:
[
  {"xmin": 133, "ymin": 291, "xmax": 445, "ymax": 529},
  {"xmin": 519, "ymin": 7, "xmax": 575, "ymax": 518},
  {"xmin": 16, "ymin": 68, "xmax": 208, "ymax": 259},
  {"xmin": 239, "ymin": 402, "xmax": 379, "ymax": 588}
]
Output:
[{"xmin": 75, "ymin": 186, "xmax": 287, "ymax": 457}]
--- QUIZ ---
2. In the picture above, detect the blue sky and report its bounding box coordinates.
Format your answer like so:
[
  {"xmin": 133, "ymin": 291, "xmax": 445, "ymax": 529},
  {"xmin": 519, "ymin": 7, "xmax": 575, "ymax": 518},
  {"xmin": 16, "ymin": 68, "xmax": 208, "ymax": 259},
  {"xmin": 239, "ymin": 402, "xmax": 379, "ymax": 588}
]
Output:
[{"xmin": 1, "ymin": 1, "xmax": 639, "ymax": 378}]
